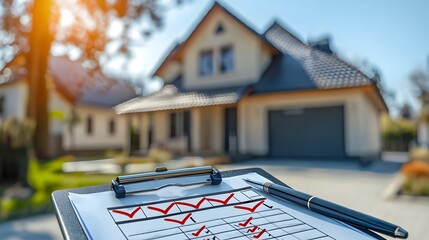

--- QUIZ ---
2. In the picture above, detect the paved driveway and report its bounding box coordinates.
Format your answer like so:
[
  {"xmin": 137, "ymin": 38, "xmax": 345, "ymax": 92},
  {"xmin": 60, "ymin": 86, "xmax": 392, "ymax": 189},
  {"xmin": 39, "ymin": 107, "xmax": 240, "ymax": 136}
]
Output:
[
  {"xmin": 0, "ymin": 214, "xmax": 62, "ymax": 240},
  {"xmin": 218, "ymin": 159, "xmax": 429, "ymax": 240},
  {"xmin": 0, "ymin": 159, "xmax": 428, "ymax": 239}
]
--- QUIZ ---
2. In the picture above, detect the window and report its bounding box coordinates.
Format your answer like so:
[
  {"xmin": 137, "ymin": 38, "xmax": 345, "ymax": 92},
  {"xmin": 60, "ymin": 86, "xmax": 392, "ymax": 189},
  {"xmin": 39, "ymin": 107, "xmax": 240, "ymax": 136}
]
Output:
[
  {"xmin": 215, "ymin": 23, "xmax": 225, "ymax": 34},
  {"xmin": 0, "ymin": 96, "xmax": 4, "ymax": 116},
  {"xmin": 109, "ymin": 119, "xmax": 116, "ymax": 135},
  {"xmin": 220, "ymin": 46, "xmax": 234, "ymax": 73},
  {"xmin": 199, "ymin": 50, "xmax": 213, "ymax": 76},
  {"xmin": 86, "ymin": 116, "xmax": 93, "ymax": 135},
  {"xmin": 169, "ymin": 112, "xmax": 190, "ymax": 138}
]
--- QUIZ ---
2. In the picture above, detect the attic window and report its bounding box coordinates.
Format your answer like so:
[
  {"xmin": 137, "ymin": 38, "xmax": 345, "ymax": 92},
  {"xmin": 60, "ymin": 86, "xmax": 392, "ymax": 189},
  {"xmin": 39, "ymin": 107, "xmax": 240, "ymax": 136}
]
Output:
[{"xmin": 215, "ymin": 23, "xmax": 224, "ymax": 34}]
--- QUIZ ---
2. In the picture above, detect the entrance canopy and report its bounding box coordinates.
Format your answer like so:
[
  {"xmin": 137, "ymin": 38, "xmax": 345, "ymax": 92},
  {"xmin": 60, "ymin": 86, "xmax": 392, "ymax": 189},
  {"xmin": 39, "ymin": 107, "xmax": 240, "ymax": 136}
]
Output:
[{"xmin": 115, "ymin": 83, "xmax": 249, "ymax": 114}]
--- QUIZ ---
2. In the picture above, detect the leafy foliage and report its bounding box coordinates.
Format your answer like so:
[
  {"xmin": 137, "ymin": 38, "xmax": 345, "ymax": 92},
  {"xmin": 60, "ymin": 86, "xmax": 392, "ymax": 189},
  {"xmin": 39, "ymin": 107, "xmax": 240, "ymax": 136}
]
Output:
[
  {"xmin": 382, "ymin": 116, "xmax": 416, "ymax": 140},
  {"xmin": 381, "ymin": 114, "xmax": 416, "ymax": 151},
  {"xmin": 410, "ymin": 56, "xmax": 429, "ymax": 122},
  {"xmin": 1, "ymin": 0, "xmax": 186, "ymax": 73}
]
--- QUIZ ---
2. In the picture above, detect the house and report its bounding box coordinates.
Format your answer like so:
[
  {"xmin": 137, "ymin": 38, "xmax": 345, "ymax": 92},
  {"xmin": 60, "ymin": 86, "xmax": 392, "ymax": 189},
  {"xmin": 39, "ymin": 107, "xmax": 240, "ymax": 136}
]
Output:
[
  {"xmin": 115, "ymin": 2, "xmax": 387, "ymax": 159},
  {"xmin": 0, "ymin": 54, "xmax": 136, "ymax": 156}
]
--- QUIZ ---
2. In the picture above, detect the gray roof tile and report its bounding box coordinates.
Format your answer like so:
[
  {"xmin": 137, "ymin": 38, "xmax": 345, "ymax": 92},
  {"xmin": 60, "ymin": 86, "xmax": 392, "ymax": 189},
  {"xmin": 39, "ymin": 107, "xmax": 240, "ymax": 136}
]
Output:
[
  {"xmin": 253, "ymin": 22, "xmax": 372, "ymax": 94},
  {"xmin": 114, "ymin": 79, "xmax": 248, "ymax": 114},
  {"xmin": 49, "ymin": 57, "xmax": 137, "ymax": 108}
]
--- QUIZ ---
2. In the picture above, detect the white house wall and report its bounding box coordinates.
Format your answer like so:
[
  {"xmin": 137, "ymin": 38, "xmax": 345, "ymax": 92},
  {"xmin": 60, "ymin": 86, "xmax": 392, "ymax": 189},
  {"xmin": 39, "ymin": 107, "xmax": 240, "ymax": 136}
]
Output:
[
  {"xmin": 49, "ymin": 90, "xmax": 71, "ymax": 135},
  {"xmin": 238, "ymin": 89, "xmax": 382, "ymax": 158},
  {"xmin": 62, "ymin": 105, "xmax": 128, "ymax": 151},
  {"xmin": 358, "ymin": 94, "xmax": 382, "ymax": 156},
  {"xmin": 158, "ymin": 60, "xmax": 182, "ymax": 83},
  {"xmin": 0, "ymin": 82, "xmax": 28, "ymax": 121}
]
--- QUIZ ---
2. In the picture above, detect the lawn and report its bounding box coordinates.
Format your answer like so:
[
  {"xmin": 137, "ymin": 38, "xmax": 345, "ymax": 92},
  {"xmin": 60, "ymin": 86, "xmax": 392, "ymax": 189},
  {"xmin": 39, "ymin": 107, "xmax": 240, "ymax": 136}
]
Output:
[{"xmin": 0, "ymin": 156, "xmax": 115, "ymax": 221}]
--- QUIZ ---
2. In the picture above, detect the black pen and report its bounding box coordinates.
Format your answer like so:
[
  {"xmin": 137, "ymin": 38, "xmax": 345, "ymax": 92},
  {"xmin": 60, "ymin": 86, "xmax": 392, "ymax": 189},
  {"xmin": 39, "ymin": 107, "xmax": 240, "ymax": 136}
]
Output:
[{"xmin": 244, "ymin": 178, "xmax": 408, "ymax": 239}]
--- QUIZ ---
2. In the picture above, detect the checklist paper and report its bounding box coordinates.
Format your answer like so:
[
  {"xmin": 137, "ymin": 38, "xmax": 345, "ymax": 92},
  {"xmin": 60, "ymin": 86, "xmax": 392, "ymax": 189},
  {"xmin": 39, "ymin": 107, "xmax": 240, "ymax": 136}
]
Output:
[{"xmin": 69, "ymin": 173, "xmax": 375, "ymax": 240}]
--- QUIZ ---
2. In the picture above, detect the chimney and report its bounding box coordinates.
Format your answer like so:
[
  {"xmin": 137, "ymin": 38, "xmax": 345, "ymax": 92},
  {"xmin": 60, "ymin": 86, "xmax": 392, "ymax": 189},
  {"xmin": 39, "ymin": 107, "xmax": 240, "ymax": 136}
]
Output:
[{"xmin": 308, "ymin": 36, "xmax": 334, "ymax": 55}]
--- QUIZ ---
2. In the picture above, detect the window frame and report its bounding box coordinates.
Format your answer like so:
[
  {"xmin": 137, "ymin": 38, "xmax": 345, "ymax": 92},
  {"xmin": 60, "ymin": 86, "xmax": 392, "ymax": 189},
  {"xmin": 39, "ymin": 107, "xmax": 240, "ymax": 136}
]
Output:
[
  {"xmin": 169, "ymin": 111, "xmax": 189, "ymax": 138},
  {"xmin": 220, "ymin": 46, "xmax": 234, "ymax": 73},
  {"xmin": 109, "ymin": 118, "xmax": 116, "ymax": 135},
  {"xmin": 0, "ymin": 95, "xmax": 4, "ymax": 116},
  {"xmin": 86, "ymin": 115, "xmax": 93, "ymax": 135},
  {"xmin": 199, "ymin": 49, "xmax": 214, "ymax": 76}
]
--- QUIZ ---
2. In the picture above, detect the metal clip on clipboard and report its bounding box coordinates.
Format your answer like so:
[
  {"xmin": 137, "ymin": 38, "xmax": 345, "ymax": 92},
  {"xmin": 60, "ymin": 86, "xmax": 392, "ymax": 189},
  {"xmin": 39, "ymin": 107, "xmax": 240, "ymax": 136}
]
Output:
[{"xmin": 111, "ymin": 166, "xmax": 222, "ymax": 198}]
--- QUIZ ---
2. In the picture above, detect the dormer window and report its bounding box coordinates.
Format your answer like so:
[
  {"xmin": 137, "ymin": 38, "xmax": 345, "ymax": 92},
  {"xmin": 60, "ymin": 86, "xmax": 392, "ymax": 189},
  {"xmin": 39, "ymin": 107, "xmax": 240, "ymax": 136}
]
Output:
[
  {"xmin": 220, "ymin": 46, "xmax": 234, "ymax": 73},
  {"xmin": 199, "ymin": 50, "xmax": 213, "ymax": 76}
]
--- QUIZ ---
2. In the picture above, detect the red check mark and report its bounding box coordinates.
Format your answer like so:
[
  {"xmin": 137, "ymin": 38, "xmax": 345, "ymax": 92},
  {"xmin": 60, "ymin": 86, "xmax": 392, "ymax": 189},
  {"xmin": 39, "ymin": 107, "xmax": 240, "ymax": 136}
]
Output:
[
  {"xmin": 239, "ymin": 216, "xmax": 253, "ymax": 227},
  {"xmin": 147, "ymin": 202, "xmax": 175, "ymax": 215},
  {"xmin": 192, "ymin": 225, "xmax": 206, "ymax": 237},
  {"xmin": 175, "ymin": 197, "xmax": 206, "ymax": 209},
  {"xmin": 253, "ymin": 229, "xmax": 266, "ymax": 239},
  {"xmin": 234, "ymin": 200, "xmax": 265, "ymax": 213},
  {"xmin": 206, "ymin": 193, "xmax": 235, "ymax": 205},
  {"xmin": 112, "ymin": 207, "xmax": 141, "ymax": 218},
  {"xmin": 164, "ymin": 213, "xmax": 192, "ymax": 225},
  {"xmin": 248, "ymin": 226, "xmax": 258, "ymax": 233}
]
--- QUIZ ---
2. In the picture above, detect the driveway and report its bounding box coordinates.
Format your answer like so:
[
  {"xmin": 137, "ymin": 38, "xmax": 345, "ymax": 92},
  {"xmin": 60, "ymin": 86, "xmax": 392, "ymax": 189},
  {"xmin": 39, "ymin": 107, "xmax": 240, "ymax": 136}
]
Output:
[
  {"xmin": 0, "ymin": 159, "xmax": 427, "ymax": 239},
  {"xmin": 218, "ymin": 159, "xmax": 429, "ymax": 240},
  {"xmin": 0, "ymin": 214, "xmax": 62, "ymax": 240}
]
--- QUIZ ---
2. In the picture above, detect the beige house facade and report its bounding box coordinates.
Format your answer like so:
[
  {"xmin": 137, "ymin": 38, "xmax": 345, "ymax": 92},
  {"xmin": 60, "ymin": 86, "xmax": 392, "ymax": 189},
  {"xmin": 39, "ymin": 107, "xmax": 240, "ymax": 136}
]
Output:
[{"xmin": 116, "ymin": 2, "xmax": 387, "ymax": 159}]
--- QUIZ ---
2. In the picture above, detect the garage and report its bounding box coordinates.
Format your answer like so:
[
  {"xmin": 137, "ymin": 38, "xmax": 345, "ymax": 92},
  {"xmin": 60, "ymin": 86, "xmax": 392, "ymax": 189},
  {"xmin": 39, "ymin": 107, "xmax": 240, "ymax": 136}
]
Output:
[{"xmin": 268, "ymin": 106, "xmax": 345, "ymax": 158}]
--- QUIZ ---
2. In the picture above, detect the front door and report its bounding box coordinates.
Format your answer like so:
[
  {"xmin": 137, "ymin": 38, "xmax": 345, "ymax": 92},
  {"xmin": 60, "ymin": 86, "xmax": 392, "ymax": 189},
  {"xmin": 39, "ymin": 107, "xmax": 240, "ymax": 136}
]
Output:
[{"xmin": 224, "ymin": 107, "xmax": 238, "ymax": 153}]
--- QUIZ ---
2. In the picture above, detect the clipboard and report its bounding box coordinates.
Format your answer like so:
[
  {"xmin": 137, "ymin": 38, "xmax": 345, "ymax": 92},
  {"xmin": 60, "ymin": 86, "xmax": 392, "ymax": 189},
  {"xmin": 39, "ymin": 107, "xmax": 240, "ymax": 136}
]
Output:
[
  {"xmin": 51, "ymin": 168, "xmax": 286, "ymax": 240},
  {"xmin": 51, "ymin": 167, "xmax": 385, "ymax": 240}
]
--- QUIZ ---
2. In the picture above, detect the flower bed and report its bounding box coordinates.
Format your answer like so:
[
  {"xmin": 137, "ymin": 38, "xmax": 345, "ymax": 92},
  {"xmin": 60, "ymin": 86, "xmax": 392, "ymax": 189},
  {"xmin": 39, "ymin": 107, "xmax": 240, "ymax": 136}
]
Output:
[{"xmin": 400, "ymin": 160, "xmax": 429, "ymax": 196}]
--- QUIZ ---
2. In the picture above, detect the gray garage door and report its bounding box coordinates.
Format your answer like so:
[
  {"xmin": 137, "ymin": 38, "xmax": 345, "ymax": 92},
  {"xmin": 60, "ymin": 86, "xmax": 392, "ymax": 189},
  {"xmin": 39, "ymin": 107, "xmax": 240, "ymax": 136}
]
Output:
[{"xmin": 268, "ymin": 106, "xmax": 345, "ymax": 159}]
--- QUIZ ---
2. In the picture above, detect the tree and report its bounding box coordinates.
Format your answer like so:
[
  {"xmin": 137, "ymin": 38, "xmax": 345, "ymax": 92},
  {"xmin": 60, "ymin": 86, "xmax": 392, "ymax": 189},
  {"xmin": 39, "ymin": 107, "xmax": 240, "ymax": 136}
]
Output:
[
  {"xmin": 357, "ymin": 59, "xmax": 395, "ymax": 111},
  {"xmin": 0, "ymin": 0, "xmax": 185, "ymax": 157},
  {"xmin": 410, "ymin": 56, "xmax": 429, "ymax": 107},
  {"xmin": 399, "ymin": 103, "xmax": 413, "ymax": 120}
]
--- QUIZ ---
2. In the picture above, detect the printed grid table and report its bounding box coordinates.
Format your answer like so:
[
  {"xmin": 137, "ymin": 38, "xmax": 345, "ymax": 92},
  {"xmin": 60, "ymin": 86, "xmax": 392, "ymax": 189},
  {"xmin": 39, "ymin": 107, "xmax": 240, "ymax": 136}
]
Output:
[{"xmin": 109, "ymin": 188, "xmax": 335, "ymax": 240}]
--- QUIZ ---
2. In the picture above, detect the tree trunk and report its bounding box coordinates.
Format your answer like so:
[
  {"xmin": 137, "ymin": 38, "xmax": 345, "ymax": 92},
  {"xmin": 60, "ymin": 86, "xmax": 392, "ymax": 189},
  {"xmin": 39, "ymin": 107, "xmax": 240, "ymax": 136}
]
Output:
[{"xmin": 26, "ymin": 0, "xmax": 54, "ymax": 158}]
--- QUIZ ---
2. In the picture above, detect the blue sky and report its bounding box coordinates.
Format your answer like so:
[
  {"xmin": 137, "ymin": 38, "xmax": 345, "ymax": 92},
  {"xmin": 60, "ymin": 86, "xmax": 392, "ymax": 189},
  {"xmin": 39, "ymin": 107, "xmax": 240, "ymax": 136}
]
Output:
[{"xmin": 123, "ymin": 0, "xmax": 429, "ymax": 113}]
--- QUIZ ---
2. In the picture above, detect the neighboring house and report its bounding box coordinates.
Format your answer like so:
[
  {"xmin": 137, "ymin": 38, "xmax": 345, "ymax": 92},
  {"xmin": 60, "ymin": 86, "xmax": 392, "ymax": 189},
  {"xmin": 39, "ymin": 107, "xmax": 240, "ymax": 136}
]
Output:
[
  {"xmin": 0, "ymin": 54, "xmax": 136, "ymax": 156},
  {"xmin": 115, "ymin": 2, "xmax": 387, "ymax": 159}
]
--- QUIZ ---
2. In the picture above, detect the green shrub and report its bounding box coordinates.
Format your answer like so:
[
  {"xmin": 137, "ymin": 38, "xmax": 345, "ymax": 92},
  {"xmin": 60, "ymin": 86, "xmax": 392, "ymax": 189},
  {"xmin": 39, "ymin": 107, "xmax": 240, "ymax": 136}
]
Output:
[
  {"xmin": 402, "ymin": 176, "xmax": 429, "ymax": 196},
  {"xmin": 1, "ymin": 157, "xmax": 115, "ymax": 221}
]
